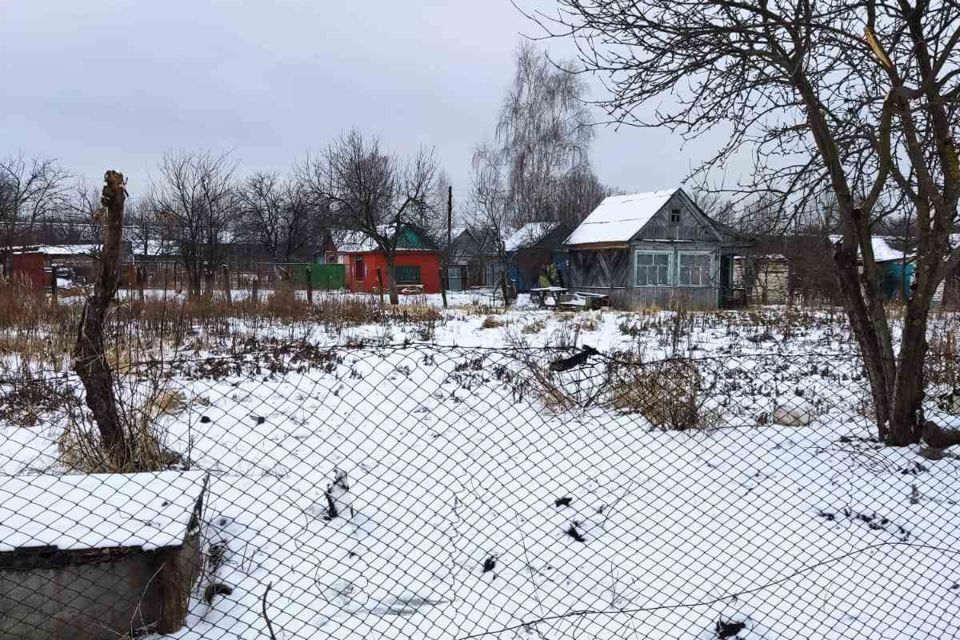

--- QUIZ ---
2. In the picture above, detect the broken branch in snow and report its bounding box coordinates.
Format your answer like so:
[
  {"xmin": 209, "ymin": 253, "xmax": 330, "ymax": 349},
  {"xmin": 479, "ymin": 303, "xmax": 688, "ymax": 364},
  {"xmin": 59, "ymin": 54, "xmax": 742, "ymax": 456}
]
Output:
[{"xmin": 262, "ymin": 581, "xmax": 277, "ymax": 640}]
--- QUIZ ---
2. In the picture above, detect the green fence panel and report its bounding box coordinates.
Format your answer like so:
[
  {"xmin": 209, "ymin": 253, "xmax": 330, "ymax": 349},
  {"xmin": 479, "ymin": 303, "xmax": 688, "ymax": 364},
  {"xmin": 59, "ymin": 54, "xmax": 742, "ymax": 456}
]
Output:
[{"xmin": 289, "ymin": 263, "xmax": 346, "ymax": 290}]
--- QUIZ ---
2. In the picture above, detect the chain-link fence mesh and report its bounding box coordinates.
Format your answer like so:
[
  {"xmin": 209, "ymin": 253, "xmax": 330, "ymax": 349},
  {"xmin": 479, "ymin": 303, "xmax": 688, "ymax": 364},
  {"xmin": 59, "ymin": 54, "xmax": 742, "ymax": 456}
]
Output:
[{"xmin": 2, "ymin": 339, "xmax": 960, "ymax": 639}]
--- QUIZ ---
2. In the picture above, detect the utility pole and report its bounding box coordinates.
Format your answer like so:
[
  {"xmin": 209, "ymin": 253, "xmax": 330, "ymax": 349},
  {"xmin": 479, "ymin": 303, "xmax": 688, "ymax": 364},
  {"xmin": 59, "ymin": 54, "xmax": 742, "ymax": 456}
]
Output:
[{"xmin": 440, "ymin": 186, "xmax": 452, "ymax": 309}]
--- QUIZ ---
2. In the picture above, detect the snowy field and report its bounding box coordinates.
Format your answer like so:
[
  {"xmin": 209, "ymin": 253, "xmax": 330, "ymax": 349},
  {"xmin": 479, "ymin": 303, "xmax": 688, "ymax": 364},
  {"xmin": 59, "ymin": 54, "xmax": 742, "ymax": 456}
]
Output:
[{"xmin": 2, "ymin": 291, "xmax": 960, "ymax": 639}]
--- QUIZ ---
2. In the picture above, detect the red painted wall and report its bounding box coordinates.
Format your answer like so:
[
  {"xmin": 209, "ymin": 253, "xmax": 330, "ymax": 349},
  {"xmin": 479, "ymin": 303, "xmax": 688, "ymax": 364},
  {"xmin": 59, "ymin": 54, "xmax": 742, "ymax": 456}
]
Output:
[
  {"xmin": 10, "ymin": 253, "xmax": 46, "ymax": 289},
  {"xmin": 344, "ymin": 251, "xmax": 442, "ymax": 294}
]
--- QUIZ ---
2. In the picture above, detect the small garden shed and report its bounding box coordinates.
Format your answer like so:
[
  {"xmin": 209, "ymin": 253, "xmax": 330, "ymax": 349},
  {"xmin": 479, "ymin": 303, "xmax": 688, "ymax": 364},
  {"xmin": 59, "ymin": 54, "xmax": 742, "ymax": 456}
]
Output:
[
  {"xmin": 505, "ymin": 222, "xmax": 572, "ymax": 292},
  {"xmin": 0, "ymin": 471, "xmax": 208, "ymax": 640},
  {"xmin": 565, "ymin": 188, "xmax": 752, "ymax": 310}
]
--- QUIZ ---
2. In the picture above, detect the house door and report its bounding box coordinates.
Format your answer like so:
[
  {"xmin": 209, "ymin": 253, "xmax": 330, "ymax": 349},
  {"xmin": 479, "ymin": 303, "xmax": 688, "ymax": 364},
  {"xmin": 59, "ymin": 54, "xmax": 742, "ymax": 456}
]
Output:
[
  {"xmin": 447, "ymin": 266, "xmax": 465, "ymax": 291},
  {"xmin": 719, "ymin": 255, "xmax": 734, "ymax": 307},
  {"xmin": 353, "ymin": 257, "xmax": 365, "ymax": 284}
]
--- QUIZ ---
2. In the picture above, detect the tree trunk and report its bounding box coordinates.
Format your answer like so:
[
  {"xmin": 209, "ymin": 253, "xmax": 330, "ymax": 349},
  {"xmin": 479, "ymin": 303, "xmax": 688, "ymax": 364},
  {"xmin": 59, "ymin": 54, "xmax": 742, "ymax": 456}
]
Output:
[
  {"xmin": 833, "ymin": 240, "xmax": 895, "ymax": 442},
  {"xmin": 385, "ymin": 254, "xmax": 399, "ymax": 305},
  {"xmin": 889, "ymin": 238, "xmax": 944, "ymax": 445},
  {"xmin": 73, "ymin": 170, "xmax": 127, "ymax": 468}
]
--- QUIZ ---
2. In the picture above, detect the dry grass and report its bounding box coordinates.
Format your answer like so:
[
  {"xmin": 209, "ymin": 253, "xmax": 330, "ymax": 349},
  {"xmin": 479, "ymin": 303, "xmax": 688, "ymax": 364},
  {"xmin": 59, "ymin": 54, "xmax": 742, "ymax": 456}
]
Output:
[
  {"xmin": 0, "ymin": 362, "xmax": 71, "ymax": 426},
  {"xmin": 58, "ymin": 371, "xmax": 188, "ymax": 473},
  {"xmin": 521, "ymin": 319, "xmax": 547, "ymax": 334},
  {"xmin": 610, "ymin": 358, "xmax": 714, "ymax": 431}
]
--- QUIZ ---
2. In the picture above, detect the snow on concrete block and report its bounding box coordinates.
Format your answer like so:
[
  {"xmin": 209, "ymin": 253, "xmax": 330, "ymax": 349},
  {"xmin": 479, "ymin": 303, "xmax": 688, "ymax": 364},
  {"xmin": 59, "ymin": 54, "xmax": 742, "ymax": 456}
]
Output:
[{"xmin": 0, "ymin": 471, "xmax": 208, "ymax": 640}]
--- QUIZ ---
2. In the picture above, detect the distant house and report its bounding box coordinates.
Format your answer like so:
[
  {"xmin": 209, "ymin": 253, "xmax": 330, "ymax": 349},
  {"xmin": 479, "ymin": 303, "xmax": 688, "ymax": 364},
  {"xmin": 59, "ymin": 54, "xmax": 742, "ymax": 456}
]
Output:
[
  {"xmin": 829, "ymin": 235, "xmax": 915, "ymax": 301},
  {"xmin": 564, "ymin": 188, "xmax": 752, "ymax": 310},
  {"xmin": 9, "ymin": 243, "xmax": 133, "ymax": 290},
  {"xmin": 330, "ymin": 224, "xmax": 442, "ymax": 294},
  {"xmin": 446, "ymin": 227, "xmax": 500, "ymax": 291},
  {"xmin": 505, "ymin": 222, "xmax": 572, "ymax": 292},
  {"xmin": 0, "ymin": 471, "xmax": 207, "ymax": 640}
]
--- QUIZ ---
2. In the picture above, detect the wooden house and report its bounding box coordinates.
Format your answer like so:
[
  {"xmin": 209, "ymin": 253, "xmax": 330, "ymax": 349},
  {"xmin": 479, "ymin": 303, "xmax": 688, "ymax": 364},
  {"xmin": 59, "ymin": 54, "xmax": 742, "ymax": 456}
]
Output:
[
  {"xmin": 446, "ymin": 227, "xmax": 500, "ymax": 291},
  {"xmin": 330, "ymin": 224, "xmax": 442, "ymax": 294},
  {"xmin": 0, "ymin": 471, "xmax": 207, "ymax": 640},
  {"xmin": 564, "ymin": 188, "xmax": 752, "ymax": 310}
]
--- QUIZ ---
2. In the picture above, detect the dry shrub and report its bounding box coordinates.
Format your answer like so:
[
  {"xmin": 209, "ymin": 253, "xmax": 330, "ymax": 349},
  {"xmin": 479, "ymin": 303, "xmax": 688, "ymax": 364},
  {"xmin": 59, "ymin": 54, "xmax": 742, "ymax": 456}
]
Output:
[
  {"xmin": 481, "ymin": 315, "xmax": 502, "ymax": 329},
  {"xmin": 0, "ymin": 364, "xmax": 70, "ymax": 426},
  {"xmin": 58, "ymin": 369, "xmax": 187, "ymax": 473},
  {"xmin": 522, "ymin": 319, "xmax": 547, "ymax": 334},
  {"xmin": 610, "ymin": 358, "xmax": 713, "ymax": 431},
  {"xmin": 927, "ymin": 328, "xmax": 960, "ymax": 389}
]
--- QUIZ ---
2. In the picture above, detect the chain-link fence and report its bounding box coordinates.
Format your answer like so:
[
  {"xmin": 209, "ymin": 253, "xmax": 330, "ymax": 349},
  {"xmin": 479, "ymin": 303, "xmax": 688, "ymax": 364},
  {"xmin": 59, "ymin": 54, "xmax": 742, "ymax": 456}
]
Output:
[{"xmin": 2, "ymin": 342, "xmax": 960, "ymax": 639}]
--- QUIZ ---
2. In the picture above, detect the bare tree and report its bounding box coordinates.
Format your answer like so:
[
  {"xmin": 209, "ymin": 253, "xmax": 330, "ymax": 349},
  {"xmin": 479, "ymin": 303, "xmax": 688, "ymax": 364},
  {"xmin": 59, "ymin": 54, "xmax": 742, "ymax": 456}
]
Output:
[
  {"xmin": 125, "ymin": 195, "xmax": 168, "ymax": 258},
  {"xmin": 534, "ymin": 1, "xmax": 960, "ymax": 445},
  {"xmin": 302, "ymin": 130, "xmax": 438, "ymax": 304},
  {"xmin": 471, "ymin": 145, "xmax": 514, "ymax": 304},
  {"xmin": 152, "ymin": 151, "xmax": 237, "ymax": 298},
  {"xmin": 237, "ymin": 171, "xmax": 319, "ymax": 263},
  {"xmin": 484, "ymin": 41, "xmax": 604, "ymax": 227},
  {"xmin": 0, "ymin": 154, "xmax": 71, "ymax": 261}
]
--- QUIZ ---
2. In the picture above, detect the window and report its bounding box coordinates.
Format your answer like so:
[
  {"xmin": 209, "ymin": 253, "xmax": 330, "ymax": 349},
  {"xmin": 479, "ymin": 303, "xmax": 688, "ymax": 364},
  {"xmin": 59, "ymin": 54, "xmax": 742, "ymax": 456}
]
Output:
[
  {"xmin": 395, "ymin": 265, "xmax": 421, "ymax": 285},
  {"xmin": 678, "ymin": 252, "xmax": 712, "ymax": 286},
  {"xmin": 670, "ymin": 207, "xmax": 681, "ymax": 224},
  {"xmin": 353, "ymin": 257, "xmax": 365, "ymax": 281},
  {"xmin": 635, "ymin": 251, "xmax": 671, "ymax": 286}
]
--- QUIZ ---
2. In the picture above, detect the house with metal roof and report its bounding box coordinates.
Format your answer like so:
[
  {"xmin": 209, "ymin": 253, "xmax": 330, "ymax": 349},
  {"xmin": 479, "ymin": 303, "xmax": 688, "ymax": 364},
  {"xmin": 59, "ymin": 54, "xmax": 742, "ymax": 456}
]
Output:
[{"xmin": 564, "ymin": 188, "xmax": 752, "ymax": 310}]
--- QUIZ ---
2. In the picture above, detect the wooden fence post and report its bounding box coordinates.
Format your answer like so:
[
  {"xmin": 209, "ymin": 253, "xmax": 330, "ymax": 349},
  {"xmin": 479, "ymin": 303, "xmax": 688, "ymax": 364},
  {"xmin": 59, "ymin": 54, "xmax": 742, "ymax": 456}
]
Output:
[
  {"xmin": 376, "ymin": 268, "xmax": 385, "ymax": 307},
  {"xmin": 306, "ymin": 266, "xmax": 313, "ymax": 304},
  {"xmin": 222, "ymin": 265, "xmax": 232, "ymax": 306},
  {"xmin": 439, "ymin": 268, "xmax": 447, "ymax": 308},
  {"xmin": 50, "ymin": 265, "xmax": 58, "ymax": 301}
]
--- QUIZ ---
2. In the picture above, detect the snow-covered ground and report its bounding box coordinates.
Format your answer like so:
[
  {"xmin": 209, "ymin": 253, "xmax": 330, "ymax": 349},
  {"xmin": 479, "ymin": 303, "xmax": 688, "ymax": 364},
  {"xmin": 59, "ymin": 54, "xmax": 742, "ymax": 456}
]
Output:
[{"xmin": 2, "ymin": 292, "xmax": 960, "ymax": 639}]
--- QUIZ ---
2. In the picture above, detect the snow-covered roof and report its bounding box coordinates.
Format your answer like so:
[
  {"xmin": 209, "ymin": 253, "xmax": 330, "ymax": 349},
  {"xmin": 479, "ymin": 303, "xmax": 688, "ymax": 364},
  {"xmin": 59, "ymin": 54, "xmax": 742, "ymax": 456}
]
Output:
[
  {"xmin": 335, "ymin": 229, "xmax": 387, "ymax": 253},
  {"xmin": 0, "ymin": 471, "xmax": 207, "ymax": 553},
  {"xmin": 828, "ymin": 235, "xmax": 909, "ymax": 262},
  {"xmin": 565, "ymin": 189, "xmax": 679, "ymax": 246},
  {"xmin": 333, "ymin": 224, "xmax": 437, "ymax": 253},
  {"xmin": 504, "ymin": 222, "xmax": 559, "ymax": 252},
  {"xmin": 12, "ymin": 244, "xmax": 99, "ymax": 256}
]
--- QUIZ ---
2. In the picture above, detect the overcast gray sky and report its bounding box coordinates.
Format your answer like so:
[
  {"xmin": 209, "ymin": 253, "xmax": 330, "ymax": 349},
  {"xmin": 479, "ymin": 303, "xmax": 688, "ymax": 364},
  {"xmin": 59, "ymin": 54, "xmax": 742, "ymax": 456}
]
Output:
[{"xmin": 1, "ymin": 0, "xmax": 728, "ymax": 203}]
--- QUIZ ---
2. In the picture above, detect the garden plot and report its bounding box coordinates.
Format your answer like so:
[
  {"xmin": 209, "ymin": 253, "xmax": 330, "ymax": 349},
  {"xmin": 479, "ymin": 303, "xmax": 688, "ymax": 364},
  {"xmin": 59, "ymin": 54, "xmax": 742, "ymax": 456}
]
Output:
[{"xmin": 2, "ymin": 300, "xmax": 960, "ymax": 639}]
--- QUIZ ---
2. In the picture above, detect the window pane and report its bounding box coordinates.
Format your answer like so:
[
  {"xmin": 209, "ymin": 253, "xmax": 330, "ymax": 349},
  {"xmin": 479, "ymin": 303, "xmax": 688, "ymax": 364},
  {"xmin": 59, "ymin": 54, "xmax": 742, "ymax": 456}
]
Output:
[
  {"xmin": 679, "ymin": 254, "xmax": 710, "ymax": 286},
  {"xmin": 395, "ymin": 265, "xmax": 421, "ymax": 284},
  {"xmin": 636, "ymin": 252, "xmax": 672, "ymax": 286}
]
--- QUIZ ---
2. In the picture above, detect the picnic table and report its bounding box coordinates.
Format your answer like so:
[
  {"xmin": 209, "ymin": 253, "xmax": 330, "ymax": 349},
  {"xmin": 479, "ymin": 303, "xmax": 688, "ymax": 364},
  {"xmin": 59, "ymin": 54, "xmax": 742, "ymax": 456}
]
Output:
[
  {"xmin": 529, "ymin": 286, "xmax": 568, "ymax": 308},
  {"xmin": 558, "ymin": 292, "xmax": 610, "ymax": 311}
]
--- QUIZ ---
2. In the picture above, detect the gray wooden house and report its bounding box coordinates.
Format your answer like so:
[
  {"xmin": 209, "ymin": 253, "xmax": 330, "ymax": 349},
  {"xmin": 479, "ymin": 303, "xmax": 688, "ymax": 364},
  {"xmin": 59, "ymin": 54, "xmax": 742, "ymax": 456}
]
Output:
[{"xmin": 565, "ymin": 188, "xmax": 752, "ymax": 310}]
